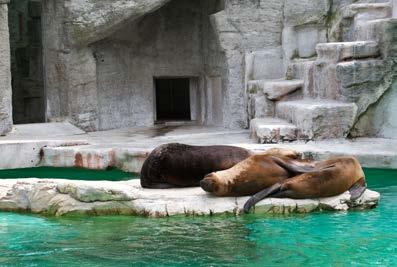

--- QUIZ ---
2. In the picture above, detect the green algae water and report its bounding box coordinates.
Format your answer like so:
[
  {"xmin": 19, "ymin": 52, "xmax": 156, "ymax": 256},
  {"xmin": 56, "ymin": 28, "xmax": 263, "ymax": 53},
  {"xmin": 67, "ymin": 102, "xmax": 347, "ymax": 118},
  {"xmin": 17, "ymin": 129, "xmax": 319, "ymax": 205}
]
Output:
[
  {"xmin": 0, "ymin": 168, "xmax": 396, "ymax": 266},
  {"xmin": 0, "ymin": 167, "xmax": 136, "ymax": 181}
]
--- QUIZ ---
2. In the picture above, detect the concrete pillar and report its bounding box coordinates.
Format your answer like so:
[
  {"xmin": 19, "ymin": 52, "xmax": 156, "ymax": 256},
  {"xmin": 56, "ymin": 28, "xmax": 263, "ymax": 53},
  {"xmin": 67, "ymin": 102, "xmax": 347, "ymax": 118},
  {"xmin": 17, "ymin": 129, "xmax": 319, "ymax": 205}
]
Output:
[
  {"xmin": 0, "ymin": 0, "xmax": 13, "ymax": 135},
  {"xmin": 393, "ymin": 0, "xmax": 397, "ymax": 18}
]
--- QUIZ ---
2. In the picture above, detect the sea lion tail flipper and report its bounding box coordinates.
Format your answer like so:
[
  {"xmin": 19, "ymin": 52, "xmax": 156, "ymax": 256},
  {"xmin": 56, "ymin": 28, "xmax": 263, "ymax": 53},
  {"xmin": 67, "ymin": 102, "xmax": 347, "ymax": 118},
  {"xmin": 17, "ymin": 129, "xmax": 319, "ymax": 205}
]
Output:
[
  {"xmin": 270, "ymin": 156, "xmax": 316, "ymax": 175},
  {"xmin": 243, "ymin": 183, "xmax": 282, "ymax": 214},
  {"xmin": 349, "ymin": 177, "xmax": 367, "ymax": 201}
]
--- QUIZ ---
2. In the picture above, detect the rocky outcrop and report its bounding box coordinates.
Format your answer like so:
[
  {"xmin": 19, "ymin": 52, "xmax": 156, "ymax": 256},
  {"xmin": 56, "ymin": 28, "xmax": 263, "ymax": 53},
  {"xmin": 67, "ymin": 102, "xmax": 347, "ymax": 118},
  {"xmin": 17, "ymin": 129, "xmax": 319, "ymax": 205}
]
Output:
[
  {"xmin": 0, "ymin": 179, "xmax": 380, "ymax": 217},
  {"xmin": 65, "ymin": 0, "xmax": 172, "ymax": 47}
]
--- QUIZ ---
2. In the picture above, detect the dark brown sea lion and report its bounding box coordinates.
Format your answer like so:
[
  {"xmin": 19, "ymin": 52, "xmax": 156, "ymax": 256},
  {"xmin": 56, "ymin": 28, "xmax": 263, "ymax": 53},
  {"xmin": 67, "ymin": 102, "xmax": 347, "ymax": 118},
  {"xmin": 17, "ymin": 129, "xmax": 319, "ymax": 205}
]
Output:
[
  {"xmin": 140, "ymin": 143, "xmax": 253, "ymax": 189},
  {"xmin": 200, "ymin": 149, "xmax": 314, "ymax": 197},
  {"xmin": 243, "ymin": 156, "xmax": 367, "ymax": 213}
]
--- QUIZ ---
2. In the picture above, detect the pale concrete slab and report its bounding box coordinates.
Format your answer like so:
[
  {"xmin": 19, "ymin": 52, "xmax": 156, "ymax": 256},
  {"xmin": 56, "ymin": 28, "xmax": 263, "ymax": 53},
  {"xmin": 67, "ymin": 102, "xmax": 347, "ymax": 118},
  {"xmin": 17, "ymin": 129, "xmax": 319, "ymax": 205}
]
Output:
[
  {"xmin": 0, "ymin": 124, "xmax": 397, "ymax": 171},
  {"xmin": 10, "ymin": 122, "xmax": 86, "ymax": 137}
]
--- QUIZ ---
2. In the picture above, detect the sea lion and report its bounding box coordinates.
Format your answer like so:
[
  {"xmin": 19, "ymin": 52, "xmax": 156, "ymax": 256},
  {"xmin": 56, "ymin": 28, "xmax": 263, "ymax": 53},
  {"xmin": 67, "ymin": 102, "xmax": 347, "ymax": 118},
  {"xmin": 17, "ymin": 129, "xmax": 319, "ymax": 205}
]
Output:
[
  {"xmin": 243, "ymin": 156, "xmax": 367, "ymax": 213},
  {"xmin": 140, "ymin": 143, "xmax": 253, "ymax": 189},
  {"xmin": 200, "ymin": 149, "xmax": 315, "ymax": 197}
]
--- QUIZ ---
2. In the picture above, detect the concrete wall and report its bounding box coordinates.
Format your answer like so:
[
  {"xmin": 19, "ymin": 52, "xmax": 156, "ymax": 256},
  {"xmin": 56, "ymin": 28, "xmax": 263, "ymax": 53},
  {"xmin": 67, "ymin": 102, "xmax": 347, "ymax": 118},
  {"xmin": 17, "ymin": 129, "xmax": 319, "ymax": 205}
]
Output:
[
  {"xmin": 93, "ymin": 0, "xmax": 206, "ymax": 130},
  {"xmin": 0, "ymin": 0, "xmax": 13, "ymax": 135}
]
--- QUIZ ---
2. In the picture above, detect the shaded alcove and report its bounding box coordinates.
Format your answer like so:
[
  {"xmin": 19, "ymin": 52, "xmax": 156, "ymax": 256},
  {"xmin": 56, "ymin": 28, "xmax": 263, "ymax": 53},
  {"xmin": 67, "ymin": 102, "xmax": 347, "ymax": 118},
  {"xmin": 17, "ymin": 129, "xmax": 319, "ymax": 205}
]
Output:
[
  {"xmin": 8, "ymin": 0, "xmax": 45, "ymax": 124},
  {"xmin": 92, "ymin": 0, "xmax": 226, "ymax": 130}
]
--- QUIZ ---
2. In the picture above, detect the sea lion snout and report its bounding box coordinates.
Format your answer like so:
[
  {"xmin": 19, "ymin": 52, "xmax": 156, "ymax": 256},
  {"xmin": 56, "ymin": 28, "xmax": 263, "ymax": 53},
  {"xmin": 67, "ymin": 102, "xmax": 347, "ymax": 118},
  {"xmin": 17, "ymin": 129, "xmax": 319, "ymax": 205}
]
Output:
[{"xmin": 200, "ymin": 173, "xmax": 221, "ymax": 193}]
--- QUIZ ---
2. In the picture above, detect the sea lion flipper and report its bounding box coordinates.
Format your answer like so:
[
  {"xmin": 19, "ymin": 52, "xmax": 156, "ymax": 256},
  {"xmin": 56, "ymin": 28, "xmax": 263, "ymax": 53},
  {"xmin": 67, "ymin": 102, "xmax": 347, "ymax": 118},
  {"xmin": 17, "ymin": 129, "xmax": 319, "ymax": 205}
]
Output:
[
  {"xmin": 349, "ymin": 178, "xmax": 367, "ymax": 201},
  {"xmin": 270, "ymin": 156, "xmax": 316, "ymax": 175},
  {"xmin": 243, "ymin": 183, "xmax": 282, "ymax": 213}
]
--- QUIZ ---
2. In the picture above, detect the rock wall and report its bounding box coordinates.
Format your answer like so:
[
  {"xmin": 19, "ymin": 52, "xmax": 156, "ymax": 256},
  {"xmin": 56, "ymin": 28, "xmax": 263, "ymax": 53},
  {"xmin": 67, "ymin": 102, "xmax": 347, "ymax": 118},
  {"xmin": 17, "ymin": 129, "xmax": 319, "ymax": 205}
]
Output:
[
  {"xmin": 351, "ymin": 19, "xmax": 397, "ymax": 138},
  {"xmin": 0, "ymin": 0, "xmax": 13, "ymax": 135},
  {"xmin": 40, "ymin": 0, "xmax": 397, "ymax": 135}
]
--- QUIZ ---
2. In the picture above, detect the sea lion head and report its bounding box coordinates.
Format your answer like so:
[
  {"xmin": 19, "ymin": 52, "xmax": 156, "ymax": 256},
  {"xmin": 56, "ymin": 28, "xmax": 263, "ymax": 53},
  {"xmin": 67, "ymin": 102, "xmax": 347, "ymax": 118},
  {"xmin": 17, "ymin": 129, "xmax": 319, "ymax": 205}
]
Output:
[{"xmin": 200, "ymin": 172, "xmax": 230, "ymax": 196}]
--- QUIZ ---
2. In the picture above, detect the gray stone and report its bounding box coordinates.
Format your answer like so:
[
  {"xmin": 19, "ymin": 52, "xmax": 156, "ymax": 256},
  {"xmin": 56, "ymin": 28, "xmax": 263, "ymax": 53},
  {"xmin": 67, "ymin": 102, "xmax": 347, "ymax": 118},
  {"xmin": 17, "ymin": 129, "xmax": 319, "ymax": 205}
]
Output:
[
  {"xmin": 0, "ymin": 4, "xmax": 13, "ymax": 136},
  {"xmin": 316, "ymin": 41, "xmax": 380, "ymax": 62},
  {"xmin": 247, "ymin": 93, "xmax": 275, "ymax": 119},
  {"xmin": 313, "ymin": 42, "xmax": 385, "ymax": 101},
  {"xmin": 248, "ymin": 79, "xmax": 303, "ymax": 101},
  {"xmin": 0, "ymin": 179, "xmax": 380, "ymax": 216},
  {"xmin": 351, "ymin": 80, "xmax": 397, "ymax": 138},
  {"xmin": 283, "ymin": 0, "xmax": 330, "ymax": 27},
  {"xmin": 337, "ymin": 59, "xmax": 394, "ymax": 115},
  {"xmin": 341, "ymin": 3, "xmax": 391, "ymax": 20},
  {"xmin": 394, "ymin": 0, "xmax": 397, "ymax": 18},
  {"xmin": 276, "ymin": 100, "xmax": 358, "ymax": 140},
  {"xmin": 246, "ymin": 48, "xmax": 285, "ymax": 80},
  {"xmin": 250, "ymin": 117, "xmax": 297, "ymax": 143}
]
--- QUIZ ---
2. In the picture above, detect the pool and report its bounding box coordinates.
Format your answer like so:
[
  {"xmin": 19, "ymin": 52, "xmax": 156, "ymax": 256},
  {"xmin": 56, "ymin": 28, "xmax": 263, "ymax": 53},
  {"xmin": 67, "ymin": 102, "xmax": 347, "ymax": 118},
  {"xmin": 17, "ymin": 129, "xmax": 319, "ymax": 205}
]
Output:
[
  {"xmin": 0, "ymin": 167, "xmax": 137, "ymax": 181},
  {"xmin": 0, "ymin": 168, "xmax": 396, "ymax": 266}
]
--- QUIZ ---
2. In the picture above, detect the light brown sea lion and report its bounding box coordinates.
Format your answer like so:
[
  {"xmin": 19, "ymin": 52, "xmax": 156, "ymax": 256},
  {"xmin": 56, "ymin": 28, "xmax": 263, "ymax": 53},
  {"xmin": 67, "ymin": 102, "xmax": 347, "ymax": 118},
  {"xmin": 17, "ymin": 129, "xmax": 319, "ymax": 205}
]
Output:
[
  {"xmin": 200, "ymin": 149, "xmax": 315, "ymax": 197},
  {"xmin": 243, "ymin": 156, "xmax": 366, "ymax": 213},
  {"xmin": 140, "ymin": 143, "xmax": 253, "ymax": 189}
]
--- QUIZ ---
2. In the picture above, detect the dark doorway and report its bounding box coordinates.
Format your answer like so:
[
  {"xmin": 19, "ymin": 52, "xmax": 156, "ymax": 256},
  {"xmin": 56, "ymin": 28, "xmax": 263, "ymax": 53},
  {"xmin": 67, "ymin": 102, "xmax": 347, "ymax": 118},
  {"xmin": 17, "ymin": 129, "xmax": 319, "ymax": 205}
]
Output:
[
  {"xmin": 9, "ymin": 0, "xmax": 45, "ymax": 124},
  {"xmin": 155, "ymin": 78, "xmax": 191, "ymax": 121}
]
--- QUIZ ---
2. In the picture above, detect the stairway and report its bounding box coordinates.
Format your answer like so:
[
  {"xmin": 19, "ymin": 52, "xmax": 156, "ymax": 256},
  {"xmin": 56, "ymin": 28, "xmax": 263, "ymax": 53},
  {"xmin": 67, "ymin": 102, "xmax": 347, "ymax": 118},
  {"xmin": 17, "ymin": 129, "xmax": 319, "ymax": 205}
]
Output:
[{"xmin": 249, "ymin": 1, "xmax": 392, "ymax": 143}]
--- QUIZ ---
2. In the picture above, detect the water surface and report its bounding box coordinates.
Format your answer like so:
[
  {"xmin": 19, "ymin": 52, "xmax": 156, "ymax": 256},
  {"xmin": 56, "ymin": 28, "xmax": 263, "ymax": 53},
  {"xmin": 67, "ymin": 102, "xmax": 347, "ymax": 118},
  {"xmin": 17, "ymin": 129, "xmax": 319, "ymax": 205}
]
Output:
[{"xmin": 0, "ymin": 168, "xmax": 396, "ymax": 266}]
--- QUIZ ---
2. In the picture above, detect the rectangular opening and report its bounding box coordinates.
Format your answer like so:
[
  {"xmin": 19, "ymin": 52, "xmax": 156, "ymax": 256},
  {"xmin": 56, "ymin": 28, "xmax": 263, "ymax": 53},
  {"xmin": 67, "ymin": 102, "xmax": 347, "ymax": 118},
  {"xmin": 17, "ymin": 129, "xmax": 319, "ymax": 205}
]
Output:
[{"xmin": 155, "ymin": 78, "xmax": 191, "ymax": 121}]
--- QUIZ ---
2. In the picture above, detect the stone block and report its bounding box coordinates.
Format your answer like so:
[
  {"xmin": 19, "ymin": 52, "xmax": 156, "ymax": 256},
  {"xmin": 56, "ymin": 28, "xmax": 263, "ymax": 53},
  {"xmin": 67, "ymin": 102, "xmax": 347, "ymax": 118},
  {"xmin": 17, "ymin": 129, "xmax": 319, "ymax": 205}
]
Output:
[
  {"xmin": 247, "ymin": 92, "xmax": 275, "ymax": 119},
  {"xmin": 336, "ymin": 59, "xmax": 387, "ymax": 87},
  {"xmin": 316, "ymin": 41, "xmax": 380, "ymax": 62},
  {"xmin": 276, "ymin": 100, "xmax": 358, "ymax": 140},
  {"xmin": 248, "ymin": 79, "xmax": 303, "ymax": 101},
  {"xmin": 250, "ymin": 117, "xmax": 297, "ymax": 143},
  {"xmin": 283, "ymin": 0, "xmax": 330, "ymax": 27},
  {"xmin": 247, "ymin": 48, "xmax": 285, "ymax": 80}
]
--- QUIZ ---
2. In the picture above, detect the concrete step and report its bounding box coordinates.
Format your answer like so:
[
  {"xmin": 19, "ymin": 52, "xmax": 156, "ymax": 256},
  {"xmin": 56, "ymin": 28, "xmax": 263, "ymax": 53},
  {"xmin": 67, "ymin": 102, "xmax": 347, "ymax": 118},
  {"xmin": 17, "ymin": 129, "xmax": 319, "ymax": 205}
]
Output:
[
  {"xmin": 341, "ymin": 3, "xmax": 391, "ymax": 41},
  {"xmin": 316, "ymin": 41, "xmax": 380, "ymax": 63},
  {"xmin": 247, "ymin": 79, "xmax": 304, "ymax": 100},
  {"xmin": 342, "ymin": 3, "xmax": 391, "ymax": 21},
  {"xmin": 353, "ymin": 18, "xmax": 391, "ymax": 41},
  {"xmin": 313, "ymin": 58, "xmax": 388, "ymax": 100},
  {"xmin": 250, "ymin": 117, "xmax": 297, "ymax": 143},
  {"xmin": 276, "ymin": 99, "xmax": 358, "ymax": 140},
  {"xmin": 286, "ymin": 59, "xmax": 316, "ymax": 97}
]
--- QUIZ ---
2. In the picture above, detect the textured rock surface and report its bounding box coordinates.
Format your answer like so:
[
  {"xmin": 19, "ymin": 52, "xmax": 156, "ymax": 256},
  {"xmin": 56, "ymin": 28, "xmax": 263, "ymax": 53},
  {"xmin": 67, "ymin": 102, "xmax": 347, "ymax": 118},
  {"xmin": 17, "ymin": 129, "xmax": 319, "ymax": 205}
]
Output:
[
  {"xmin": 0, "ymin": 179, "xmax": 380, "ymax": 217},
  {"xmin": 250, "ymin": 118, "xmax": 297, "ymax": 144},
  {"xmin": 248, "ymin": 80, "xmax": 303, "ymax": 101},
  {"xmin": 276, "ymin": 100, "xmax": 358, "ymax": 140},
  {"xmin": 0, "ymin": 2, "xmax": 13, "ymax": 136}
]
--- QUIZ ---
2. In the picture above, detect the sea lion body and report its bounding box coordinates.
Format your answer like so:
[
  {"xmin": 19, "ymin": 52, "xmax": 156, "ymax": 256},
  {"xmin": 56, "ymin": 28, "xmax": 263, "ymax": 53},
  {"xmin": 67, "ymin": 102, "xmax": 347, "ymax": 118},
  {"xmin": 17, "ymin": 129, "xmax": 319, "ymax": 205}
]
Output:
[
  {"xmin": 242, "ymin": 156, "xmax": 367, "ymax": 212},
  {"xmin": 200, "ymin": 148, "xmax": 311, "ymax": 196},
  {"xmin": 140, "ymin": 143, "xmax": 253, "ymax": 188},
  {"xmin": 276, "ymin": 156, "xmax": 365, "ymax": 199}
]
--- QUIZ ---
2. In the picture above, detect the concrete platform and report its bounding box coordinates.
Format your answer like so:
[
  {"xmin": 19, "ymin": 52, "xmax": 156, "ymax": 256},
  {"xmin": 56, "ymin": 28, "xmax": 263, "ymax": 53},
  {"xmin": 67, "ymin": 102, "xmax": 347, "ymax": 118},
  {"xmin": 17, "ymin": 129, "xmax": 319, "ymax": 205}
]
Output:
[
  {"xmin": 0, "ymin": 123, "xmax": 391, "ymax": 217},
  {"xmin": 1, "ymin": 123, "xmax": 397, "ymax": 171},
  {"xmin": 0, "ymin": 179, "xmax": 380, "ymax": 217}
]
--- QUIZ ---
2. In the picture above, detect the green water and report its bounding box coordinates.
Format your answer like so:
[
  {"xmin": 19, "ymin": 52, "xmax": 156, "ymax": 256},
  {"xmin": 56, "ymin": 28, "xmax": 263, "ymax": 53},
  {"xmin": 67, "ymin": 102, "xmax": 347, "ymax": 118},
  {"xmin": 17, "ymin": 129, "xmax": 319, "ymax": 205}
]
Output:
[
  {"xmin": 0, "ymin": 167, "xmax": 136, "ymax": 181},
  {"xmin": 0, "ymin": 168, "xmax": 396, "ymax": 266}
]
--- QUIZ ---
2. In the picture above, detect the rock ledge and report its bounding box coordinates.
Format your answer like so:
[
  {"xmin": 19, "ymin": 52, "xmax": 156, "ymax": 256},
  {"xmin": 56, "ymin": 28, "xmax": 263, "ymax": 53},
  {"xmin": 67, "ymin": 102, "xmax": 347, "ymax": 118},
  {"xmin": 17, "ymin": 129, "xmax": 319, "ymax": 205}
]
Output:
[{"xmin": 0, "ymin": 179, "xmax": 380, "ymax": 217}]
